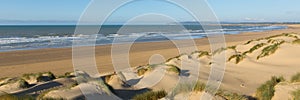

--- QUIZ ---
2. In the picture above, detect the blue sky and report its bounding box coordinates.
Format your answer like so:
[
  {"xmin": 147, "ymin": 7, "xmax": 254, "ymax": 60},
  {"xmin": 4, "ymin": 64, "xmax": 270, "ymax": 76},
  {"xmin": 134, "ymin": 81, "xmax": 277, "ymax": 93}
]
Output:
[{"xmin": 0, "ymin": 0, "xmax": 299, "ymax": 24}]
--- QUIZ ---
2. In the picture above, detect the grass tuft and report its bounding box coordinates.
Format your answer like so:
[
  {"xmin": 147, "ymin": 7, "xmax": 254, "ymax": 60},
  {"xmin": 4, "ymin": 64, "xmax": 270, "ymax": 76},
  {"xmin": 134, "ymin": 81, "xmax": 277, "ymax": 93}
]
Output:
[
  {"xmin": 255, "ymin": 76, "xmax": 285, "ymax": 100},
  {"xmin": 166, "ymin": 64, "xmax": 181, "ymax": 75},
  {"xmin": 292, "ymin": 39, "xmax": 300, "ymax": 45},
  {"xmin": 291, "ymin": 89, "xmax": 300, "ymax": 100},
  {"xmin": 228, "ymin": 53, "xmax": 246, "ymax": 64},
  {"xmin": 257, "ymin": 41, "xmax": 284, "ymax": 60},
  {"xmin": 133, "ymin": 90, "xmax": 167, "ymax": 100}
]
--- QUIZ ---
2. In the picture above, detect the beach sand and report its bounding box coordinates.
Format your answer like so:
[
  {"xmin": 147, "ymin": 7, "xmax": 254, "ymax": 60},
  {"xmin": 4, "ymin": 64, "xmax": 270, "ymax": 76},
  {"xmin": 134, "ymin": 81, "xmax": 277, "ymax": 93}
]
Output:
[{"xmin": 1, "ymin": 24, "xmax": 300, "ymax": 96}]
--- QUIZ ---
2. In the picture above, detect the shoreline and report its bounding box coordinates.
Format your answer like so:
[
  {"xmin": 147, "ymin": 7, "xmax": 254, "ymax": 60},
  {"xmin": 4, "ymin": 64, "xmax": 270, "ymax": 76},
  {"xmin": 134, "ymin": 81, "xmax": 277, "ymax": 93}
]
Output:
[{"xmin": 0, "ymin": 25, "xmax": 299, "ymax": 78}]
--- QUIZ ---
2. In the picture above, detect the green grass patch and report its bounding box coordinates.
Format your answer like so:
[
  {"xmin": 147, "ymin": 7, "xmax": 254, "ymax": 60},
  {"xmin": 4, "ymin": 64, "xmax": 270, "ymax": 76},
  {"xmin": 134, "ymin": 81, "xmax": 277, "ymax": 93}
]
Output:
[
  {"xmin": 291, "ymin": 72, "xmax": 300, "ymax": 83},
  {"xmin": 133, "ymin": 90, "xmax": 167, "ymax": 100},
  {"xmin": 255, "ymin": 76, "xmax": 285, "ymax": 100}
]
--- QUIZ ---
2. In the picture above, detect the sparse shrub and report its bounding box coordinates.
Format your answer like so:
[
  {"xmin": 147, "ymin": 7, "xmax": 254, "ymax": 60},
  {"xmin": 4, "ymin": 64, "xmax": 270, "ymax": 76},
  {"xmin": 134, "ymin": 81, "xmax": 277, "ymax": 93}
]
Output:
[
  {"xmin": 228, "ymin": 54, "xmax": 246, "ymax": 64},
  {"xmin": 133, "ymin": 90, "xmax": 167, "ymax": 100},
  {"xmin": 291, "ymin": 72, "xmax": 300, "ymax": 83},
  {"xmin": 291, "ymin": 89, "xmax": 300, "ymax": 100},
  {"xmin": 257, "ymin": 41, "xmax": 284, "ymax": 60},
  {"xmin": 255, "ymin": 76, "xmax": 285, "ymax": 100}
]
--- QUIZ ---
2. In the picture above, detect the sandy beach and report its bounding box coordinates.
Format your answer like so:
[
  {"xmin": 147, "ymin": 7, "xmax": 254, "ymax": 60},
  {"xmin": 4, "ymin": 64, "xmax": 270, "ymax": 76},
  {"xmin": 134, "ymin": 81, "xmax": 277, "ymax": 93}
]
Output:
[
  {"xmin": 1, "ymin": 24, "xmax": 300, "ymax": 99},
  {"xmin": 0, "ymin": 25, "xmax": 299, "ymax": 78}
]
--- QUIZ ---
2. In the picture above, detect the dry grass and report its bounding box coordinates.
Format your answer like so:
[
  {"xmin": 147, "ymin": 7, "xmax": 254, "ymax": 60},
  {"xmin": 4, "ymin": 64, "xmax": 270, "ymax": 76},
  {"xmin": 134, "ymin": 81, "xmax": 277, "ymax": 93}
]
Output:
[
  {"xmin": 228, "ymin": 54, "xmax": 246, "ymax": 64},
  {"xmin": 291, "ymin": 89, "xmax": 300, "ymax": 100},
  {"xmin": 133, "ymin": 90, "xmax": 167, "ymax": 100},
  {"xmin": 255, "ymin": 76, "xmax": 285, "ymax": 100},
  {"xmin": 257, "ymin": 41, "xmax": 284, "ymax": 60}
]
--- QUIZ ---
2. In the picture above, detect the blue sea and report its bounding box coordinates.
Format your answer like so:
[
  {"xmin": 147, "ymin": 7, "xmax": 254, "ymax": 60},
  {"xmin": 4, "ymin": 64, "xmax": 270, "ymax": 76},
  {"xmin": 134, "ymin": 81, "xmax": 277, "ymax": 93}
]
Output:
[{"xmin": 0, "ymin": 25, "xmax": 287, "ymax": 52}]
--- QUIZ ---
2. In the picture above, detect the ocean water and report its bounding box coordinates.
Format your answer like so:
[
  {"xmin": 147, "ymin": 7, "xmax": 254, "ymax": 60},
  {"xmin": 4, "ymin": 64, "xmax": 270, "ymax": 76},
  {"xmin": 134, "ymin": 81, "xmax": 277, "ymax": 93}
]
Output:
[{"xmin": 0, "ymin": 25, "xmax": 287, "ymax": 52}]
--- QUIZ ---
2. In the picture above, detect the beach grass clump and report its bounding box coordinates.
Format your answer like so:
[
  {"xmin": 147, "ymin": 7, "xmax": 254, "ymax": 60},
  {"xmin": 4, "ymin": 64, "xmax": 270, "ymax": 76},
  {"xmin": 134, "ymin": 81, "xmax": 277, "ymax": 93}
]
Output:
[
  {"xmin": 171, "ymin": 81, "xmax": 206, "ymax": 97},
  {"xmin": 255, "ymin": 76, "xmax": 285, "ymax": 100},
  {"xmin": 0, "ymin": 92, "xmax": 35, "ymax": 100},
  {"xmin": 166, "ymin": 64, "xmax": 181, "ymax": 75},
  {"xmin": 58, "ymin": 72, "xmax": 75, "ymax": 78},
  {"xmin": 36, "ymin": 72, "xmax": 56, "ymax": 82},
  {"xmin": 191, "ymin": 51, "xmax": 210, "ymax": 58},
  {"xmin": 0, "ymin": 78, "xmax": 30, "ymax": 88},
  {"xmin": 18, "ymin": 78, "xmax": 30, "ymax": 88},
  {"xmin": 290, "ymin": 72, "xmax": 300, "ymax": 83},
  {"xmin": 244, "ymin": 40, "xmax": 255, "ymax": 45},
  {"xmin": 244, "ymin": 43, "xmax": 267, "ymax": 55},
  {"xmin": 216, "ymin": 90, "xmax": 248, "ymax": 100},
  {"xmin": 213, "ymin": 47, "xmax": 227, "ymax": 55},
  {"xmin": 228, "ymin": 53, "xmax": 246, "ymax": 64},
  {"xmin": 257, "ymin": 41, "xmax": 284, "ymax": 60},
  {"xmin": 227, "ymin": 45, "xmax": 237, "ymax": 50},
  {"xmin": 193, "ymin": 81, "xmax": 206, "ymax": 92},
  {"xmin": 292, "ymin": 39, "xmax": 300, "ymax": 45},
  {"xmin": 137, "ymin": 67, "xmax": 149, "ymax": 76},
  {"xmin": 133, "ymin": 90, "xmax": 167, "ymax": 100},
  {"xmin": 291, "ymin": 89, "xmax": 300, "ymax": 100},
  {"xmin": 22, "ymin": 73, "xmax": 42, "ymax": 80}
]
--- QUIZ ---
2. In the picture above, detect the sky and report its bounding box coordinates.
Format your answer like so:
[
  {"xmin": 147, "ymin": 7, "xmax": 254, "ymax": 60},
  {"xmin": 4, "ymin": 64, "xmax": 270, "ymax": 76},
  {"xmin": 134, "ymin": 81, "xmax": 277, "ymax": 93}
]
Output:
[{"xmin": 0, "ymin": 0, "xmax": 300, "ymax": 25}]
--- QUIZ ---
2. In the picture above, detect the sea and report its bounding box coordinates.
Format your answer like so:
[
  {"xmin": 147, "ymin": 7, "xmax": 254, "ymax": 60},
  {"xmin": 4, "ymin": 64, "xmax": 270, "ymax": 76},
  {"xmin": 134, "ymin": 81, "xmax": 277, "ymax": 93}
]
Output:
[{"xmin": 0, "ymin": 25, "xmax": 287, "ymax": 52}]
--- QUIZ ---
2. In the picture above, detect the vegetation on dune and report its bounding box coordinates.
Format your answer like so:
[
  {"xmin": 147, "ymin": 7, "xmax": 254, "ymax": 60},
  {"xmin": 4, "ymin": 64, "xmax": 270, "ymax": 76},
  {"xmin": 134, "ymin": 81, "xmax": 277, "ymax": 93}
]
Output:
[
  {"xmin": 212, "ymin": 47, "xmax": 227, "ymax": 55},
  {"xmin": 244, "ymin": 40, "xmax": 255, "ymax": 45},
  {"xmin": 292, "ymin": 89, "xmax": 300, "ymax": 100},
  {"xmin": 0, "ymin": 93, "xmax": 35, "ymax": 100},
  {"xmin": 22, "ymin": 71, "xmax": 56, "ymax": 82},
  {"xmin": 227, "ymin": 45, "xmax": 237, "ymax": 50},
  {"xmin": 290, "ymin": 72, "xmax": 300, "ymax": 83},
  {"xmin": 193, "ymin": 81, "xmax": 206, "ymax": 92},
  {"xmin": 0, "ymin": 78, "xmax": 30, "ymax": 88},
  {"xmin": 137, "ymin": 67, "xmax": 149, "ymax": 76},
  {"xmin": 58, "ymin": 72, "xmax": 75, "ymax": 78},
  {"xmin": 228, "ymin": 53, "xmax": 246, "ymax": 64},
  {"xmin": 170, "ymin": 81, "xmax": 206, "ymax": 97},
  {"xmin": 255, "ymin": 76, "xmax": 285, "ymax": 100},
  {"xmin": 165, "ymin": 64, "xmax": 181, "ymax": 75},
  {"xmin": 133, "ymin": 90, "xmax": 167, "ymax": 100},
  {"xmin": 265, "ymin": 33, "xmax": 298, "ymax": 40},
  {"xmin": 243, "ymin": 43, "xmax": 267, "ymax": 55},
  {"xmin": 257, "ymin": 41, "xmax": 284, "ymax": 60},
  {"xmin": 191, "ymin": 51, "xmax": 210, "ymax": 58},
  {"xmin": 292, "ymin": 39, "xmax": 300, "ymax": 45},
  {"xmin": 18, "ymin": 78, "xmax": 30, "ymax": 88},
  {"xmin": 216, "ymin": 90, "xmax": 248, "ymax": 100}
]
